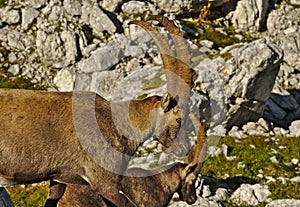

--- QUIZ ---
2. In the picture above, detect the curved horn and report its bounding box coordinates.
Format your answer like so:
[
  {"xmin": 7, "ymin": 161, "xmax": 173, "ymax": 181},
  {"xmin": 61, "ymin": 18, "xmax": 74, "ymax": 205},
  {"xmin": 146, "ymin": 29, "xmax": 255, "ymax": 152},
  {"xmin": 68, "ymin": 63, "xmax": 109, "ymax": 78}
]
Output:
[
  {"xmin": 129, "ymin": 20, "xmax": 178, "ymax": 98},
  {"xmin": 146, "ymin": 15, "xmax": 196, "ymax": 102},
  {"xmin": 188, "ymin": 113, "xmax": 207, "ymax": 173}
]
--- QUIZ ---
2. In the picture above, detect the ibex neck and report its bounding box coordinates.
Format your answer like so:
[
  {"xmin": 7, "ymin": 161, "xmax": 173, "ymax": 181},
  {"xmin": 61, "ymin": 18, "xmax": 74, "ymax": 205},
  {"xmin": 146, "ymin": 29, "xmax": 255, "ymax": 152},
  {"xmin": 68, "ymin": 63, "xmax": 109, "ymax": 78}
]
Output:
[
  {"xmin": 104, "ymin": 96, "xmax": 163, "ymax": 156},
  {"xmin": 156, "ymin": 163, "xmax": 182, "ymax": 194},
  {"xmin": 128, "ymin": 96, "xmax": 162, "ymax": 132}
]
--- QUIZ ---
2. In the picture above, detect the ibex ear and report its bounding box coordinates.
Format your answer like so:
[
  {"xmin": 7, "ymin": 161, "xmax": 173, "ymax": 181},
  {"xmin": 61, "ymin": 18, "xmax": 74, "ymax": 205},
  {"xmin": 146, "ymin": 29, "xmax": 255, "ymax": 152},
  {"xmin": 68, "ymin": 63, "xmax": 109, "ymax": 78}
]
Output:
[{"xmin": 161, "ymin": 92, "xmax": 172, "ymax": 111}]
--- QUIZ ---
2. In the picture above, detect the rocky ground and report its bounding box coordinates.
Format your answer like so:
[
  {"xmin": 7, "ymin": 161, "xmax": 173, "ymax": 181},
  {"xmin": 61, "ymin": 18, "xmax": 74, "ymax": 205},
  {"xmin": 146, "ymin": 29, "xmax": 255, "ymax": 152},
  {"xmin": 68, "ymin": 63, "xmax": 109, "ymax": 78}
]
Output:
[{"xmin": 1, "ymin": 0, "xmax": 300, "ymax": 206}]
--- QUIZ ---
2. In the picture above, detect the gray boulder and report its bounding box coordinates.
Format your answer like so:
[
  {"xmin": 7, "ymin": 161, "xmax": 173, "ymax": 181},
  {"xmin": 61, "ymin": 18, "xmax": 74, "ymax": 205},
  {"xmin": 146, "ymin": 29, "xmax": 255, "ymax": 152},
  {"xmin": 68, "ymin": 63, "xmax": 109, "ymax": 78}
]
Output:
[
  {"xmin": 263, "ymin": 84, "xmax": 300, "ymax": 128},
  {"xmin": 0, "ymin": 8, "xmax": 20, "ymax": 25},
  {"xmin": 220, "ymin": 39, "xmax": 283, "ymax": 129},
  {"xmin": 266, "ymin": 199, "xmax": 300, "ymax": 207},
  {"xmin": 81, "ymin": 2, "xmax": 117, "ymax": 35},
  {"xmin": 266, "ymin": 1, "xmax": 300, "ymax": 35},
  {"xmin": 275, "ymin": 31, "xmax": 300, "ymax": 70},
  {"xmin": 6, "ymin": 30, "xmax": 34, "ymax": 51},
  {"xmin": 36, "ymin": 29, "xmax": 78, "ymax": 68},
  {"xmin": 228, "ymin": 0, "xmax": 269, "ymax": 31},
  {"xmin": 63, "ymin": 0, "xmax": 82, "ymax": 16},
  {"xmin": 77, "ymin": 44, "xmax": 124, "ymax": 73},
  {"xmin": 21, "ymin": 8, "xmax": 39, "ymax": 30},
  {"xmin": 230, "ymin": 184, "xmax": 271, "ymax": 206}
]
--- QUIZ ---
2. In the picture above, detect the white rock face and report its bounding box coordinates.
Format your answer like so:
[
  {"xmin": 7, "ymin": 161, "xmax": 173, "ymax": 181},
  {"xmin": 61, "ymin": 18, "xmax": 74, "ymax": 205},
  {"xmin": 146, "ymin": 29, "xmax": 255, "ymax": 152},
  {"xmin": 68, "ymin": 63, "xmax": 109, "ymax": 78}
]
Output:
[
  {"xmin": 230, "ymin": 184, "xmax": 271, "ymax": 206},
  {"xmin": 81, "ymin": 2, "xmax": 117, "ymax": 35},
  {"xmin": 289, "ymin": 120, "xmax": 300, "ymax": 137},
  {"xmin": 228, "ymin": 0, "xmax": 269, "ymax": 31},
  {"xmin": 290, "ymin": 0, "xmax": 300, "ymax": 6},
  {"xmin": 220, "ymin": 39, "xmax": 283, "ymax": 129},
  {"xmin": 266, "ymin": 199, "xmax": 300, "ymax": 207},
  {"xmin": 36, "ymin": 29, "xmax": 77, "ymax": 68},
  {"xmin": 53, "ymin": 67, "xmax": 76, "ymax": 91},
  {"xmin": 78, "ymin": 44, "xmax": 124, "ymax": 73}
]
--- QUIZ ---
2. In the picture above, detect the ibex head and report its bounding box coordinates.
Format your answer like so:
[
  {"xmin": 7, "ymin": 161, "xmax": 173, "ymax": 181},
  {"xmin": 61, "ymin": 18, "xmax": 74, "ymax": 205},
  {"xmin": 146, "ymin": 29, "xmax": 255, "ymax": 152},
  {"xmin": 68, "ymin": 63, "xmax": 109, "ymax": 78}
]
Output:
[
  {"xmin": 131, "ymin": 15, "xmax": 196, "ymax": 157},
  {"xmin": 177, "ymin": 113, "xmax": 207, "ymax": 204}
]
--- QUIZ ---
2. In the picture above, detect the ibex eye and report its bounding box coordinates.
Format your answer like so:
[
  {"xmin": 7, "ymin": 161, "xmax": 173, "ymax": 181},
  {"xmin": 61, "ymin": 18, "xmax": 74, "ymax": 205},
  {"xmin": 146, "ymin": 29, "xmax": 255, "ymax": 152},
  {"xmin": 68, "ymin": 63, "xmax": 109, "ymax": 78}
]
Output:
[{"xmin": 176, "ymin": 118, "xmax": 182, "ymax": 123}]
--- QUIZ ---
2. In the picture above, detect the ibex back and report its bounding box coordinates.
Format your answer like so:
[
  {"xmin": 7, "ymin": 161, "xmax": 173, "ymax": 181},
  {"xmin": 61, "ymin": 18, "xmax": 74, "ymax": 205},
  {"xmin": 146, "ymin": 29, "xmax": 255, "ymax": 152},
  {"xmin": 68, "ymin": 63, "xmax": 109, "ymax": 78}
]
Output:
[{"xmin": 0, "ymin": 88, "xmax": 187, "ymax": 206}]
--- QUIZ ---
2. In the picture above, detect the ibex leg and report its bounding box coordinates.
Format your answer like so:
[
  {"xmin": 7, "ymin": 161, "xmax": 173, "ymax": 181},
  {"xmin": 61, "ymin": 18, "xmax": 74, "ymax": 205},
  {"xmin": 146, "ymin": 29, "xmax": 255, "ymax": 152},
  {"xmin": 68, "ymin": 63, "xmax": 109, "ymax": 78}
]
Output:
[{"xmin": 44, "ymin": 180, "xmax": 66, "ymax": 207}]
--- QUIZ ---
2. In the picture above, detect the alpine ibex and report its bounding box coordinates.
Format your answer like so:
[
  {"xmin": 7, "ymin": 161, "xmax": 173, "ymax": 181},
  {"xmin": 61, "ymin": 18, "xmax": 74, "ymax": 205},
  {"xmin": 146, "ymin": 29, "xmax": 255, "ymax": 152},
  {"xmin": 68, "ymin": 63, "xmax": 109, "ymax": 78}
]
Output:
[
  {"xmin": 47, "ymin": 16, "xmax": 205, "ymax": 207},
  {"xmin": 0, "ymin": 15, "xmax": 197, "ymax": 206},
  {"xmin": 56, "ymin": 113, "xmax": 207, "ymax": 207}
]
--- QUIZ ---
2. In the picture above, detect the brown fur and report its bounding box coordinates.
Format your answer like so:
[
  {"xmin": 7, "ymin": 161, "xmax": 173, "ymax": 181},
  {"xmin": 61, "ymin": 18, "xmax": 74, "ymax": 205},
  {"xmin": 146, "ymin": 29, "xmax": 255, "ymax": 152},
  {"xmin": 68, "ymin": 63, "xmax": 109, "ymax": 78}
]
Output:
[
  {"xmin": 57, "ymin": 163, "xmax": 197, "ymax": 207},
  {"xmin": 0, "ymin": 88, "xmax": 186, "ymax": 206},
  {"xmin": 56, "ymin": 115, "xmax": 206, "ymax": 207},
  {"xmin": 48, "ymin": 15, "xmax": 203, "ymax": 207}
]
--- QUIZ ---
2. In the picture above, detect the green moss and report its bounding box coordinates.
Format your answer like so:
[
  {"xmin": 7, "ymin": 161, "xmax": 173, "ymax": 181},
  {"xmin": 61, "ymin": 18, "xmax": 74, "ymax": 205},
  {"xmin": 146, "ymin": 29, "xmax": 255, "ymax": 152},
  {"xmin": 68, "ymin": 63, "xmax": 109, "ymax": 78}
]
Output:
[
  {"xmin": 0, "ymin": 67, "xmax": 45, "ymax": 90},
  {"xmin": 54, "ymin": 21, "xmax": 63, "ymax": 33},
  {"xmin": 220, "ymin": 51, "xmax": 233, "ymax": 60},
  {"xmin": 136, "ymin": 94, "xmax": 148, "ymax": 100},
  {"xmin": 201, "ymin": 135, "xmax": 300, "ymax": 200},
  {"xmin": 183, "ymin": 20, "xmax": 256, "ymax": 49},
  {"xmin": 197, "ymin": 24, "xmax": 240, "ymax": 48},
  {"xmin": 123, "ymin": 56, "xmax": 133, "ymax": 64},
  {"xmin": 0, "ymin": 0, "xmax": 7, "ymax": 8},
  {"xmin": 142, "ymin": 70, "xmax": 165, "ymax": 91},
  {"xmin": 7, "ymin": 183, "xmax": 48, "ymax": 207}
]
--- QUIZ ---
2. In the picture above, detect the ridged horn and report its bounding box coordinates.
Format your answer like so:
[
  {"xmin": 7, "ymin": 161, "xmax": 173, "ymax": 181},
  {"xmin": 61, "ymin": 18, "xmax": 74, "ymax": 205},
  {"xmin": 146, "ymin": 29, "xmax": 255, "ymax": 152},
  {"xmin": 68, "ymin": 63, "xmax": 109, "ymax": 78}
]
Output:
[
  {"xmin": 188, "ymin": 113, "xmax": 207, "ymax": 173},
  {"xmin": 146, "ymin": 15, "xmax": 196, "ymax": 102},
  {"xmin": 129, "ymin": 20, "xmax": 179, "ymax": 98}
]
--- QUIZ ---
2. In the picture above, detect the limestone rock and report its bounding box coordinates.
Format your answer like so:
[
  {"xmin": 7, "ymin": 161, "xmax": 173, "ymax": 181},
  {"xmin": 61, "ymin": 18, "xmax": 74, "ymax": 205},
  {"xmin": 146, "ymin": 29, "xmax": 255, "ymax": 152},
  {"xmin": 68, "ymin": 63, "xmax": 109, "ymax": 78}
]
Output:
[
  {"xmin": 266, "ymin": 199, "xmax": 300, "ymax": 207},
  {"xmin": 266, "ymin": 2, "xmax": 300, "ymax": 35},
  {"xmin": 230, "ymin": 184, "xmax": 271, "ymax": 206},
  {"xmin": 36, "ymin": 29, "xmax": 77, "ymax": 68},
  {"xmin": 81, "ymin": 2, "xmax": 117, "ymax": 35},
  {"xmin": 263, "ymin": 84, "xmax": 300, "ymax": 128},
  {"xmin": 89, "ymin": 70, "xmax": 124, "ymax": 100},
  {"xmin": 53, "ymin": 67, "xmax": 76, "ymax": 91},
  {"xmin": 28, "ymin": 0, "xmax": 47, "ymax": 9},
  {"xmin": 111, "ymin": 66, "xmax": 166, "ymax": 101},
  {"xmin": 194, "ymin": 58, "xmax": 227, "ymax": 135},
  {"xmin": 78, "ymin": 44, "xmax": 124, "ymax": 73},
  {"xmin": 8, "ymin": 64, "xmax": 20, "ymax": 76},
  {"xmin": 290, "ymin": 0, "xmax": 300, "ymax": 6},
  {"xmin": 228, "ymin": 0, "xmax": 269, "ymax": 31},
  {"xmin": 276, "ymin": 31, "xmax": 300, "ymax": 70},
  {"xmin": 289, "ymin": 120, "xmax": 300, "ymax": 137},
  {"xmin": 21, "ymin": 8, "xmax": 39, "ymax": 30},
  {"xmin": 220, "ymin": 39, "xmax": 283, "ymax": 129},
  {"xmin": 121, "ymin": 1, "xmax": 157, "ymax": 15},
  {"xmin": 0, "ymin": 8, "xmax": 20, "ymax": 25},
  {"xmin": 100, "ymin": 0, "xmax": 124, "ymax": 12},
  {"xmin": 7, "ymin": 30, "xmax": 33, "ymax": 51},
  {"xmin": 63, "ymin": 0, "xmax": 82, "ymax": 16},
  {"xmin": 150, "ymin": 0, "xmax": 201, "ymax": 14}
]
